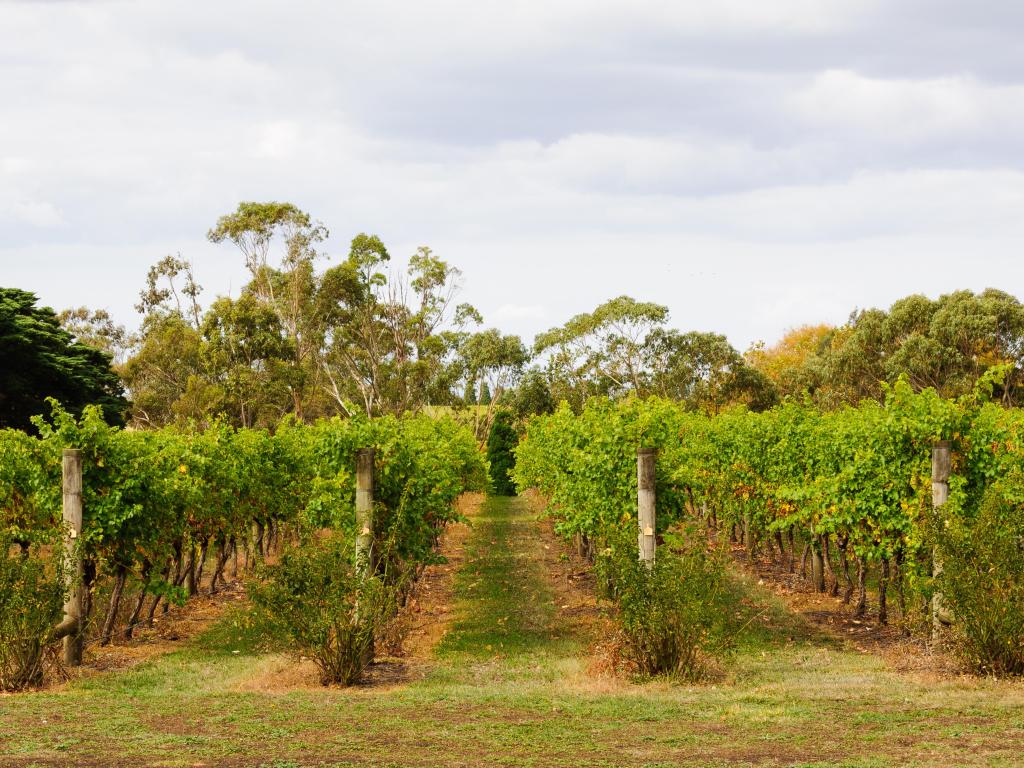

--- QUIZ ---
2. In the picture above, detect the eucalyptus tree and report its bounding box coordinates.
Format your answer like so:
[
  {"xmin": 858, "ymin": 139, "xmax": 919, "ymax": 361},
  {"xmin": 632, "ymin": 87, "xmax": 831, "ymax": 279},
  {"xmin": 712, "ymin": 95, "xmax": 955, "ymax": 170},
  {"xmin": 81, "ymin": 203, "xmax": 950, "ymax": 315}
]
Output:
[
  {"xmin": 456, "ymin": 329, "xmax": 528, "ymax": 439},
  {"xmin": 120, "ymin": 313, "xmax": 208, "ymax": 427},
  {"xmin": 58, "ymin": 307, "xmax": 131, "ymax": 365},
  {"xmin": 534, "ymin": 296, "xmax": 669, "ymax": 409},
  {"xmin": 805, "ymin": 289, "xmax": 1024, "ymax": 408},
  {"xmin": 318, "ymin": 234, "xmax": 480, "ymax": 416},
  {"xmin": 208, "ymin": 202, "xmax": 328, "ymax": 419},
  {"xmin": 135, "ymin": 254, "xmax": 203, "ymax": 329},
  {"xmin": 645, "ymin": 329, "xmax": 776, "ymax": 413},
  {"xmin": 201, "ymin": 294, "xmax": 293, "ymax": 428},
  {"xmin": 122, "ymin": 254, "xmax": 209, "ymax": 427}
]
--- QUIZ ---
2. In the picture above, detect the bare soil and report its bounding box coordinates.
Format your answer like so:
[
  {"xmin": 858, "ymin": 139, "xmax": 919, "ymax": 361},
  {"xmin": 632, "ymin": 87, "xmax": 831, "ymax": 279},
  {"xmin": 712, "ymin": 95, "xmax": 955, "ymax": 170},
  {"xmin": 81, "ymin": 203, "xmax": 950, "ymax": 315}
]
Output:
[
  {"xmin": 732, "ymin": 541, "xmax": 961, "ymax": 675},
  {"xmin": 52, "ymin": 578, "xmax": 248, "ymax": 685},
  {"xmin": 396, "ymin": 492, "xmax": 480, "ymax": 660}
]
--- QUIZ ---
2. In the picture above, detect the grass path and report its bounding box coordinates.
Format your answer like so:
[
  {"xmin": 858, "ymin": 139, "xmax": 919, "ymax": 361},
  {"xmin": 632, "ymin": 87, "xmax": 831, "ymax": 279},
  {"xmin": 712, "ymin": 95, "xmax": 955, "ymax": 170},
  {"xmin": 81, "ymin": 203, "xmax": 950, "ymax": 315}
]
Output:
[
  {"xmin": 436, "ymin": 494, "xmax": 579, "ymax": 660},
  {"xmin": 3, "ymin": 496, "xmax": 1024, "ymax": 767}
]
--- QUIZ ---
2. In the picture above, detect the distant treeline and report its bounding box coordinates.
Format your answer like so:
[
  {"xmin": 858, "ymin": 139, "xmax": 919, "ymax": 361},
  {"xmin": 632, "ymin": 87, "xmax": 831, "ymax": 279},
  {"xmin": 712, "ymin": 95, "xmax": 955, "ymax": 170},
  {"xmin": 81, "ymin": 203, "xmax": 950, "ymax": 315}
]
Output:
[{"xmin": 4, "ymin": 200, "xmax": 1024, "ymax": 434}]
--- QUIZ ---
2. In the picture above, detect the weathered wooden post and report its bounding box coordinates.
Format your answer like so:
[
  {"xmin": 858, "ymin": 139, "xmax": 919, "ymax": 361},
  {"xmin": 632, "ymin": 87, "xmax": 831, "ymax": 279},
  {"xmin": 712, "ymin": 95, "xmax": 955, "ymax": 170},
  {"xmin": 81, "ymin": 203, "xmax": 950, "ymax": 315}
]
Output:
[
  {"xmin": 354, "ymin": 448, "xmax": 376, "ymax": 668},
  {"xmin": 62, "ymin": 449, "xmax": 84, "ymax": 666},
  {"xmin": 638, "ymin": 447, "xmax": 656, "ymax": 568},
  {"xmin": 355, "ymin": 448, "xmax": 375, "ymax": 577},
  {"xmin": 932, "ymin": 440, "xmax": 951, "ymax": 641}
]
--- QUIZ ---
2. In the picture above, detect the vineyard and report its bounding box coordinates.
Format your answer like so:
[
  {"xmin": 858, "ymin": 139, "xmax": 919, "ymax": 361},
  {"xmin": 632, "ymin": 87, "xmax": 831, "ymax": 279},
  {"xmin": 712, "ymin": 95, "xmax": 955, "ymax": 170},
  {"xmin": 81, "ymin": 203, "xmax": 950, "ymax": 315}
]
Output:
[
  {"xmin": 514, "ymin": 376, "xmax": 1024, "ymax": 674},
  {"xmin": 0, "ymin": 402, "xmax": 486, "ymax": 689},
  {"xmin": 0, "ymin": 393, "xmax": 1019, "ymax": 765},
  {"xmin": 2, "ymin": 386, "xmax": 1024, "ymax": 765}
]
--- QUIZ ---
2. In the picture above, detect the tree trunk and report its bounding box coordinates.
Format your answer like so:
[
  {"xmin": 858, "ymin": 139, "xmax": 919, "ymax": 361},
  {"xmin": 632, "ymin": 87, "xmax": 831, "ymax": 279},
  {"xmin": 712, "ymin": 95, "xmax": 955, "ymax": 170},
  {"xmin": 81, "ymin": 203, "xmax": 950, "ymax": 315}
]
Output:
[
  {"xmin": 185, "ymin": 544, "xmax": 198, "ymax": 597},
  {"xmin": 855, "ymin": 558, "xmax": 867, "ymax": 617},
  {"xmin": 811, "ymin": 536, "xmax": 826, "ymax": 593},
  {"xmin": 837, "ymin": 535, "xmax": 854, "ymax": 604},
  {"xmin": 99, "ymin": 565, "xmax": 128, "ymax": 646},
  {"xmin": 254, "ymin": 521, "xmax": 266, "ymax": 561},
  {"xmin": 147, "ymin": 562, "xmax": 171, "ymax": 627},
  {"xmin": 124, "ymin": 562, "xmax": 152, "ymax": 639},
  {"xmin": 146, "ymin": 594, "xmax": 162, "ymax": 626},
  {"xmin": 787, "ymin": 528, "xmax": 795, "ymax": 573},
  {"xmin": 194, "ymin": 538, "xmax": 210, "ymax": 590},
  {"xmin": 799, "ymin": 541, "xmax": 810, "ymax": 580},
  {"xmin": 878, "ymin": 557, "xmax": 889, "ymax": 625},
  {"xmin": 774, "ymin": 530, "xmax": 785, "ymax": 565},
  {"xmin": 171, "ymin": 545, "xmax": 183, "ymax": 586},
  {"xmin": 210, "ymin": 538, "xmax": 230, "ymax": 595},
  {"xmin": 685, "ymin": 486, "xmax": 698, "ymax": 518},
  {"xmin": 895, "ymin": 551, "xmax": 909, "ymax": 634},
  {"xmin": 824, "ymin": 535, "xmax": 839, "ymax": 597}
]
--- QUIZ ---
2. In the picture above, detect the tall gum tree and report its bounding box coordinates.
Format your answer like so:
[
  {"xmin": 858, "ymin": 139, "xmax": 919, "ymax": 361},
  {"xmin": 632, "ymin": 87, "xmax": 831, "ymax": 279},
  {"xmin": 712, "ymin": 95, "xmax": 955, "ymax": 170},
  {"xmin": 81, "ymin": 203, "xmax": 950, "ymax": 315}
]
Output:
[
  {"xmin": 208, "ymin": 202, "xmax": 328, "ymax": 420},
  {"xmin": 318, "ymin": 235, "xmax": 480, "ymax": 416},
  {"xmin": 534, "ymin": 295, "xmax": 669, "ymax": 408}
]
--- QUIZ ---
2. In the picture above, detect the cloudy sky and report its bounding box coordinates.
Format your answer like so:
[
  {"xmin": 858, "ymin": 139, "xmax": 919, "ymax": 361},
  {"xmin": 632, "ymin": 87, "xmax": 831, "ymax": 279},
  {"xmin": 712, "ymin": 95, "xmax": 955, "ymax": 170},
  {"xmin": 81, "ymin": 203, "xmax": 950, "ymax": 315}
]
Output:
[{"xmin": 2, "ymin": 1, "xmax": 1023, "ymax": 350}]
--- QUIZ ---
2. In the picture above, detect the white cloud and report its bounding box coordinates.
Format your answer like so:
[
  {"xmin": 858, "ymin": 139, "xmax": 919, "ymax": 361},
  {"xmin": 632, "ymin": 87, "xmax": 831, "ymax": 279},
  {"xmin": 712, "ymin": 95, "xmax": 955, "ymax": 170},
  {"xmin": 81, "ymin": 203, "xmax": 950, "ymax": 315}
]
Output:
[
  {"xmin": 10, "ymin": 199, "xmax": 65, "ymax": 229},
  {"xmin": 253, "ymin": 121, "xmax": 302, "ymax": 160},
  {"xmin": 792, "ymin": 69, "xmax": 1024, "ymax": 142},
  {"xmin": 492, "ymin": 303, "xmax": 547, "ymax": 321}
]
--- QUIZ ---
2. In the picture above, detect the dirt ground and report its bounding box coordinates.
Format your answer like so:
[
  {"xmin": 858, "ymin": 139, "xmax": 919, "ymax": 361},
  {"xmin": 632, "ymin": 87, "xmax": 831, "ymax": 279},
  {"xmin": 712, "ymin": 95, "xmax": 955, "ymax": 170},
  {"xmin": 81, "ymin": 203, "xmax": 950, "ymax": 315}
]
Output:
[{"xmin": 730, "ymin": 540, "xmax": 963, "ymax": 675}]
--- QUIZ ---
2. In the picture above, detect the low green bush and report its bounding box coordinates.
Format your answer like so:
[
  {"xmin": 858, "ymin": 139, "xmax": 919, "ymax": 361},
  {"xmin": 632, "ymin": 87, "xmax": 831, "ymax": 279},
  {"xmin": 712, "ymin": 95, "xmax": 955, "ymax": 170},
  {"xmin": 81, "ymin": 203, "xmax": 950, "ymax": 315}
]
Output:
[
  {"xmin": 0, "ymin": 541, "xmax": 66, "ymax": 691},
  {"xmin": 249, "ymin": 535, "xmax": 396, "ymax": 686},
  {"xmin": 596, "ymin": 524, "xmax": 739, "ymax": 680},
  {"xmin": 934, "ymin": 485, "xmax": 1024, "ymax": 675}
]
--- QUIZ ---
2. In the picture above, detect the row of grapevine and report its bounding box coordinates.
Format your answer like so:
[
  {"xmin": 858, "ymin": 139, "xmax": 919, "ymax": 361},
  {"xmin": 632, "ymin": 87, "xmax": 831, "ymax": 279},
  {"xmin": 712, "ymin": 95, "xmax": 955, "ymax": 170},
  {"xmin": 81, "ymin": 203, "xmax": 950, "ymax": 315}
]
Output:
[
  {"xmin": 0, "ymin": 403, "xmax": 486, "ymax": 688},
  {"xmin": 513, "ymin": 379, "xmax": 1024, "ymax": 668}
]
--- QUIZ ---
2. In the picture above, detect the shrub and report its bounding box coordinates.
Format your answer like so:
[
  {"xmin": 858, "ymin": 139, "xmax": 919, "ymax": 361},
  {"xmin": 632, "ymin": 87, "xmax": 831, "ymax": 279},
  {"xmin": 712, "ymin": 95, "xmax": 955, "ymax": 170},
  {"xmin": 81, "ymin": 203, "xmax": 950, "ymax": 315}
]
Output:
[
  {"xmin": 596, "ymin": 524, "xmax": 739, "ymax": 680},
  {"xmin": 934, "ymin": 485, "xmax": 1024, "ymax": 675},
  {"xmin": 249, "ymin": 535, "xmax": 396, "ymax": 685},
  {"xmin": 486, "ymin": 411, "xmax": 518, "ymax": 496},
  {"xmin": 0, "ymin": 540, "xmax": 66, "ymax": 691}
]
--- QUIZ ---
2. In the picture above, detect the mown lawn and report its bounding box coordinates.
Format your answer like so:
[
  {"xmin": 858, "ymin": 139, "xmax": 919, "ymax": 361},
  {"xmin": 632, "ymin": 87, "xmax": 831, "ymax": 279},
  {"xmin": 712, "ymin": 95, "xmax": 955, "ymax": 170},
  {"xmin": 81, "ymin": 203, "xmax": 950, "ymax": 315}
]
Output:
[{"xmin": 2, "ymin": 496, "xmax": 1023, "ymax": 767}]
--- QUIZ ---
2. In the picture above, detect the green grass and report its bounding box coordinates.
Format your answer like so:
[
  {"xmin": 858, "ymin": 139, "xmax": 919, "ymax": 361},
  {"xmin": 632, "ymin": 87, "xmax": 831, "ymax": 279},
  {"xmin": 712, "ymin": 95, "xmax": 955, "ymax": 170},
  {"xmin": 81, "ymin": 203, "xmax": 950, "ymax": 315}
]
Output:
[
  {"xmin": 436, "ymin": 494, "xmax": 570, "ymax": 660},
  {"xmin": 2, "ymin": 496, "xmax": 1023, "ymax": 767}
]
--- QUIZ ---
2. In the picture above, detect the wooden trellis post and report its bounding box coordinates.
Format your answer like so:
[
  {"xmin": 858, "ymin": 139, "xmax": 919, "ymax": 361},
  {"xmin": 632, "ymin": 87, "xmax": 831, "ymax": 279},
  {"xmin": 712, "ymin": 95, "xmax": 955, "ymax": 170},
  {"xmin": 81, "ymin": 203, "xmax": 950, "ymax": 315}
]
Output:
[
  {"xmin": 638, "ymin": 447, "xmax": 656, "ymax": 568},
  {"xmin": 354, "ymin": 448, "xmax": 376, "ymax": 668},
  {"xmin": 62, "ymin": 448, "xmax": 84, "ymax": 666},
  {"xmin": 355, "ymin": 448, "xmax": 375, "ymax": 577},
  {"xmin": 932, "ymin": 440, "xmax": 951, "ymax": 641}
]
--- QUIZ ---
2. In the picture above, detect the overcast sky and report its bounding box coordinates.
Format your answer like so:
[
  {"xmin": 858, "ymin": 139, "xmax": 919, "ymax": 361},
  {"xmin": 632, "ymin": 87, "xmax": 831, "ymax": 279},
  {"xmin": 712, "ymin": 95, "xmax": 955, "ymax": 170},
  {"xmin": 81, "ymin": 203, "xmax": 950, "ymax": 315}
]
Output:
[{"xmin": 2, "ymin": 0, "xmax": 1023, "ymax": 351}]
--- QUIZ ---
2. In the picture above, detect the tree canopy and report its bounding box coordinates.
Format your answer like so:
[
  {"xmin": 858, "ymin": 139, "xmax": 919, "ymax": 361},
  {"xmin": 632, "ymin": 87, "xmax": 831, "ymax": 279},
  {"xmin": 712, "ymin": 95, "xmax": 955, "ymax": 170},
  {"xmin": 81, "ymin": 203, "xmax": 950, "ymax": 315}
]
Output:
[
  {"xmin": 0, "ymin": 288, "xmax": 128, "ymax": 430},
  {"xmin": 533, "ymin": 295, "xmax": 775, "ymax": 413},
  {"xmin": 746, "ymin": 289, "xmax": 1024, "ymax": 408},
  {"xmin": 38, "ymin": 201, "xmax": 1024, "ymax": 431}
]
